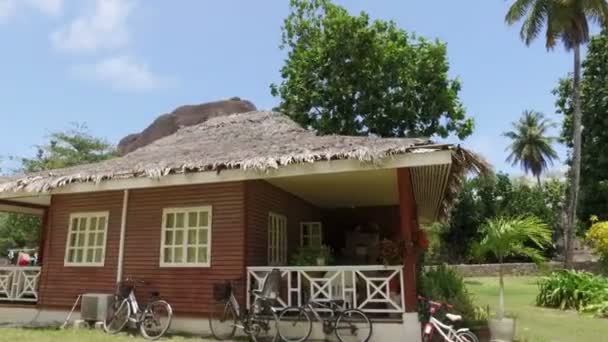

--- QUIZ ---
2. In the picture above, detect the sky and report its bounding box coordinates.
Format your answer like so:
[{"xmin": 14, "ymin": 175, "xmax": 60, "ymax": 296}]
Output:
[{"xmin": 0, "ymin": 0, "xmax": 578, "ymax": 175}]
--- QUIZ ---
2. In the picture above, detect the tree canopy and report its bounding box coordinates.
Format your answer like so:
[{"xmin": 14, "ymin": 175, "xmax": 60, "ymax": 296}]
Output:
[
  {"xmin": 17, "ymin": 123, "xmax": 116, "ymax": 173},
  {"xmin": 0, "ymin": 124, "xmax": 115, "ymax": 257},
  {"xmin": 271, "ymin": 0, "xmax": 474, "ymax": 139},
  {"xmin": 555, "ymin": 31, "xmax": 608, "ymax": 224},
  {"xmin": 503, "ymin": 110, "xmax": 558, "ymax": 186}
]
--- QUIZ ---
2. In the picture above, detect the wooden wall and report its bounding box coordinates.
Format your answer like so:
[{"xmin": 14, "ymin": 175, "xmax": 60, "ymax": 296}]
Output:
[
  {"xmin": 38, "ymin": 191, "xmax": 124, "ymax": 308},
  {"xmin": 122, "ymin": 182, "xmax": 246, "ymax": 315},
  {"xmin": 245, "ymin": 180, "xmax": 321, "ymax": 266}
]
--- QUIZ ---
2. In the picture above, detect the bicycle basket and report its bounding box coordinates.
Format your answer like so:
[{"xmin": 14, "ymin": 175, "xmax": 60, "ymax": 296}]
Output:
[{"xmin": 213, "ymin": 282, "xmax": 231, "ymax": 301}]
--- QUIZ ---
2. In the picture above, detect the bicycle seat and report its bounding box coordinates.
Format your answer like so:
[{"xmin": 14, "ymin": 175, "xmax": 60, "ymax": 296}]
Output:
[
  {"xmin": 446, "ymin": 313, "xmax": 462, "ymax": 322},
  {"xmin": 150, "ymin": 291, "xmax": 160, "ymax": 298}
]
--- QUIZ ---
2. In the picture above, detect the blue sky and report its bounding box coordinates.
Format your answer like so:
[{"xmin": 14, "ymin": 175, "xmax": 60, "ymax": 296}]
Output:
[{"xmin": 0, "ymin": 0, "xmax": 576, "ymax": 175}]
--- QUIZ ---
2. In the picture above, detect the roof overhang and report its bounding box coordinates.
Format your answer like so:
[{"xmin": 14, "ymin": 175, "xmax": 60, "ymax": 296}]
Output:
[{"xmin": 0, "ymin": 150, "xmax": 453, "ymax": 222}]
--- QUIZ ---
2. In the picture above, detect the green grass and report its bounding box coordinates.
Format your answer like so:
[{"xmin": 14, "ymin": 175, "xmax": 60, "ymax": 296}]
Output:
[
  {"xmin": 466, "ymin": 276, "xmax": 608, "ymax": 342},
  {"xmin": 0, "ymin": 328, "xmax": 213, "ymax": 342}
]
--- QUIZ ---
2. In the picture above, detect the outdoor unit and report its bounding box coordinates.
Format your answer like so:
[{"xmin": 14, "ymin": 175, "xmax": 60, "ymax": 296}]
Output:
[{"xmin": 80, "ymin": 293, "xmax": 114, "ymax": 322}]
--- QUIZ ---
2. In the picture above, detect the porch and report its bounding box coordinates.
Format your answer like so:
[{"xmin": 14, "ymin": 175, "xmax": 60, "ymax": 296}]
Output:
[
  {"xmin": 247, "ymin": 265, "xmax": 405, "ymax": 317},
  {"xmin": 0, "ymin": 266, "xmax": 41, "ymax": 303}
]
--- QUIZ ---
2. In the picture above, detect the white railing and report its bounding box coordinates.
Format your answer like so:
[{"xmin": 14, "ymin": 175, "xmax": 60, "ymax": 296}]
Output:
[
  {"xmin": 247, "ymin": 265, "xmax": 404, "ymax": 315},
  {"xmin": 0, "ymin": 267, "xmax": 41, "ymax": 302}
]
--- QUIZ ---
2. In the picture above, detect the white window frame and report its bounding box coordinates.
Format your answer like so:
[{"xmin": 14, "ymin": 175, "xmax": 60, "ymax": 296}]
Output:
[
  {"xmin": 159, "ymin": 206, "xmax": 212, "ymax": 268},
  {"xmin": 64, "ymin": 211, "xmax": 109, "ymax": 267},
  {"xmin": 300, "ymin": 222, "xmax": 323, "ymax": 247},
  {"xmin": 268, "ymin": 212, "xmax": 287, "ymax": 266}
]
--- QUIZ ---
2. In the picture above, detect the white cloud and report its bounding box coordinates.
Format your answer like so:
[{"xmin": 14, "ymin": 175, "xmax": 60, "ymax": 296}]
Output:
[
  {"xmin": 71, "ymin": 55, "xmax": 173, "ymax": 93},
  {"xmin": 0, "ymin": 0, "xmax": 61, "ymax": 22},
  {"xmin": 25, "ymin": 0, "xmax": 63, "ymax": 16},
  {"xmin": 51, "ymin": 0, "xmax": 133, "ymax": 53},
  {"xmin": 0, "ymin": 1, "xmax": 17, "ymax": 22}
]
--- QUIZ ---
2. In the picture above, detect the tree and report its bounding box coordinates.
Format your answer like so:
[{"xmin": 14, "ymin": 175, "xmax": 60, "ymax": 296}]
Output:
[
  {"xmin": 0, "ymin": 214, "xmax": 41, "ymax": 257},
  {"xmin": 503, "ymin": 110, "xmax": 559, "ymax": 187},
  {"xmin": 475, "ymin": 217, "xmax": 552, "ymax": 319},
  {"xmin": 0, "ymin": 125, "xmax": 115, "ymax": 257},
  {"xmin": 555, "ymin": 31, "xmax": 608, "ymax": 225},
  {"xmin": 271, "ymin": 0, "xmax": 474, "ymax": 139},
  {"xmin": 505, "ymin": 0, "xmax": 608, "ymax": 267},
  {"xmin": 17, "ymin": 123, "xmax": 116, "ymax": 173}
]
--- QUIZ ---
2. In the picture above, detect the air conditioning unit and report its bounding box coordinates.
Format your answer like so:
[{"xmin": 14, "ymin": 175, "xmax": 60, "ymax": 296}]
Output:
[{"xmin": 81, "ymin": 293, "xmax": 114, "ymax": 322}]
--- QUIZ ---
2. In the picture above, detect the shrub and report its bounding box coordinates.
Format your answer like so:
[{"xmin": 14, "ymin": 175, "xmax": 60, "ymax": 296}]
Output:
[
  {"xmin": 536, "ymin": 270, "xmax": 608, "ymax": 316},
  {"xmin": 586, "ymin": 218, "xmax": 608, "ymax": 265},
  {"xmin": 419, "ymin": 265, "xmax": 482, "ymax": 324}
]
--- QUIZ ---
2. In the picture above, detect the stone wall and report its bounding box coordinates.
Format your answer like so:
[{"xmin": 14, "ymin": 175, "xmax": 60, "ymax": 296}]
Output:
[{"xmin": 425, "ymin": 261, "xmax": 603, "ymax": 277}]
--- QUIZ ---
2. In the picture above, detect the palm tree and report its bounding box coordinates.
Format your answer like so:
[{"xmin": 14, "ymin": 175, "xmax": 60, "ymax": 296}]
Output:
[
  {"xmin": 475, "ymin": 216, "xmax": 552, "ymax": 320},
  {"xmin": 505, "ymin": 0, "xmax": 608, "ymax": 268},
  {"xmin": 503, "ymin": 110, "xmax": 558, "ymax": 187}
]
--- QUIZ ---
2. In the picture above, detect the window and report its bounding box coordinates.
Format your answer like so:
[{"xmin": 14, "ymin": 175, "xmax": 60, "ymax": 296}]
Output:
[
  {"xmin": 268, "ymin": 212, "xmax": 287, "ymax": 266},
  {"xmin": 64, "ymin": 212, "xmax": 109, "ymax": 266},
  {"xmin": 160, "ymin": 206, "xmax": 212, "ymax": 267},
  {"xmin": 301, "ymin": 222, "xmax": 322, "ymax": 247}
]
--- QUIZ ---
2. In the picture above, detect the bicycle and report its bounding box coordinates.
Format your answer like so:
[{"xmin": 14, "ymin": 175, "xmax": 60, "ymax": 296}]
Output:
[
  {"xmin": 418, "ymin": 296, "xmax": 478, "ymax": 342},
  {"xmin": 209, "ymin": 270, "xmax": 281, "ymax": 342},
  {"xmin": 104, "ymin": 277, "xmax": 173, "ymax": 340},
  {"xmin": 277, "ymin": 298, "xmax": 372, "ymax": 342}
]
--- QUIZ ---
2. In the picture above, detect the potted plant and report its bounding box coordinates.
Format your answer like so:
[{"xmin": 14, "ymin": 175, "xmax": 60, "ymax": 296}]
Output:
[
  {"xmin": 474, "ymin": 216, "xmax": 551, "ymax": 342},
  {"xmin": 290, "ymin": 245, "xmax": 335, "ymax": 267}
]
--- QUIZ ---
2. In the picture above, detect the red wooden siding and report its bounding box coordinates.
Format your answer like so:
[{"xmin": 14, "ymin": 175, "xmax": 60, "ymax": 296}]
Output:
[
  {"xmin": 245, "ymin": 180, "xmax": 321, "ymax": 266},
  {"xmin": 122, "ymin": 182, "xmax": 246, "ymax": 315},
  {"xmin": 397, "ymin": 168, "xmax": 418, "ymax": 312},
  {"xmin": 38, "ymin": 191, "xmax": 124, "ymax": 308}
]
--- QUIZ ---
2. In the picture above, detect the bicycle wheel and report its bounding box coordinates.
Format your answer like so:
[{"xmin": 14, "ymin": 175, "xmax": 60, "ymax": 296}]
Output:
[
  {"xmin": 335, "ymin": 309, "xmax": 372, "ymax": 342},
  {"xmin": 139, "ymin": 300, "xmax": 173, "ymax": 340},
  {"xmin": 209, "ymin": 301, "xmax": 238, "ymax": 340},
  {"xmin": 277, "ymin": 307, "xmax": 312, "ymax": 342},
  {"xmin": 456, "ymin": 330, "xmax": 479, "ymax": 342},
  {"xmin": 247, "ymin": 307, "xmax": 279, "ymax": 342},
  {"xmin": 104, "ymin": 298, "xmax": 131, "ymax": 334}
]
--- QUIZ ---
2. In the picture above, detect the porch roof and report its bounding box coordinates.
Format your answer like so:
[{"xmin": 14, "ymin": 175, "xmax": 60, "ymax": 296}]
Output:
[{"xmin": 0, "ymin": 111, "xmax": 490, "ymax": 218}]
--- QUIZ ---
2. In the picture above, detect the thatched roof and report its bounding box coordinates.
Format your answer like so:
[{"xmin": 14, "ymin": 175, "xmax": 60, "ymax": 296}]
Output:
[{"xmin": 0, "ymin": 111, "xmax": 490, "ymax": 210}]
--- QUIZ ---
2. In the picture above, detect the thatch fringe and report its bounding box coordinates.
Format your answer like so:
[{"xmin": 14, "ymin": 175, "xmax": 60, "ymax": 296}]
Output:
[{"xmin": 0, "ymin": 111, "xmax": 491, "ymax": 214}]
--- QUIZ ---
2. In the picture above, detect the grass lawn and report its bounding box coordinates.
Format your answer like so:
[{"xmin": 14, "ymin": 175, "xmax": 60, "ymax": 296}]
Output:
[
  {"xmin": 466, "ymin": 276, "xmax": 608, "ymax": 342},
  {"xmin": 0, "ymin": 328, "xmax": 213, "ymax": 342}
]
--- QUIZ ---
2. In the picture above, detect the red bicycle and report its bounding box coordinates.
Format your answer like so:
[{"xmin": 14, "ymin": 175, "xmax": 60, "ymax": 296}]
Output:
[{"xmin": 418, "ymin": 296, "xmax": 478, "ymax": 342}]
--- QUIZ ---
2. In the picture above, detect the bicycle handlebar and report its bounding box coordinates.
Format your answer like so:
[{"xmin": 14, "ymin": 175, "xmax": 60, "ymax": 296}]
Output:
[{"xmin": 417, "ymin": 295, "xmax": 454, "ymax": 309}]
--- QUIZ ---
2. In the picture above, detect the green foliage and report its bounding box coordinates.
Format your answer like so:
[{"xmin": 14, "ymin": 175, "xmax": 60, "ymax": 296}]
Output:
[
  {"xmin": 586, "ymin": 218, "xmax": 608, "ymax": 265},
  {"xmin": 536, "ymin": 270, "xmax": 608, "ymax": 317},
  {"xmin": 272, "ymin": 0, "xmax": 473, "ymax": 139},
  {"xmin": 0, "ymin": 213, "xmax": 41, "ymax": 256},
  {"xmin": 475, "ymin": 216, "xmax": 552, "ymax": 318},
  {"xmin": 289, "ymin": 245, "xmax": 335, "ymax": 266},
  {"xmin": 503, "ymin": 110, "xmax": 558, "ymax": 185},
  {"xmin": 555, "ymin": 31, "xmax": 608, "ymax": 225},
  {"xmin": 439, "ymin": 174, "xmax": 564, "ymax": 263},
  {"xmin": 505, "ymin": 0, "xmax": 608, "ymax": 50},
  {"xmin": 418, "ymin": 265, "xmax": 483, "ymax": 324},
  {"xmin": 1, "ymin": 124, "xmax": 115, "ymax": 256},
  {"xmin": 17, "ymin": 123, "xmax": 116, "ymax": 173},
  {"xmin": 474, "ymin": 217, "xmax": 552, "ymax": 264}
]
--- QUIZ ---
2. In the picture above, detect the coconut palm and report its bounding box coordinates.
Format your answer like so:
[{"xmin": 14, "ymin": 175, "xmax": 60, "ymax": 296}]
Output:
[
  {"xmin": 475, "ymin": 216, "xmax": 552, "ymax": 319},
  {"xmin": 503, "ymin": 110, "xmax": 558, "ymax": 187},
  {"xmin": 505, "ymin": 0, "xmax": 608, "ymax": 267}
]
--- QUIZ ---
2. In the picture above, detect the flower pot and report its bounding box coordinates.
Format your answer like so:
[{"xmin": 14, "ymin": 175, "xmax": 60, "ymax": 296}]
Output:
[
  {"xmin": 488, "ymin": 317, "xmax": 516, "ymax": 342},
  {"xmin": 470, "ymin": 325, "xmax": 491, "ymax": 342}
]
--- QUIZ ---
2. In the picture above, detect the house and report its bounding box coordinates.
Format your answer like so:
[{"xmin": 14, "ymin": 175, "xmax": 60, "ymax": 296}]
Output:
[{"xmin": 0, "ymin": 110, "xmax": 487, "ymax": 341}]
